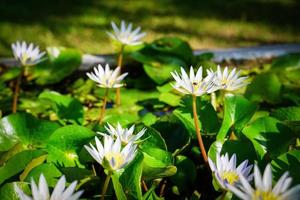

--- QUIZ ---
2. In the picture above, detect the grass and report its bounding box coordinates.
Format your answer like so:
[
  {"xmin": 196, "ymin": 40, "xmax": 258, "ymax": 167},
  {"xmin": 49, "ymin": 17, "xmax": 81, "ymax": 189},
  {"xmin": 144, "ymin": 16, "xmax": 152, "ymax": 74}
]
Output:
[{"xmin": 0, "ymin": 0, "xmax": 300, "ymax": 56}]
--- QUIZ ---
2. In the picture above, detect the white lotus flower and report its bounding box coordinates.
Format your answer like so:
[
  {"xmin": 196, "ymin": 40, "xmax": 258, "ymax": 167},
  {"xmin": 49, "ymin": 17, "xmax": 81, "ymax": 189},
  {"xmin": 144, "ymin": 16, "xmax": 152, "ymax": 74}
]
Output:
[
  {"xmin": 171, "ymin": 66, "xmax": 218, "ymax": 96},
  {"xmin": 207, "ymin": 65, "xmax": 249, "ymax": 91},
  {"xmin": 107, "ymin": 20, "xmax": 146, "ymax": 46},
  {"xmin": 86, "ymin": 64, "xmax": 128, "ymax": 88},
  {"xmin": 208, "ymin": 153, "xmax": 253, "ymax": 190},
  {"xmin": 84, "ymin": 135, "xmax": 137, "ymax": 171},
  {"xmin": 101, "ymin": 122, "xmax": 146, "ymax": 144},
  {"xmin": 11, "ymin": 41, "xmax": 46, "ymax": 66},
  {"xmin": 227, "ymin": 164, "xmax": 300, "ymax": 200},
  {"xmin": 14, "ymin": 174, "xmax": 83, "ymax": 200}
]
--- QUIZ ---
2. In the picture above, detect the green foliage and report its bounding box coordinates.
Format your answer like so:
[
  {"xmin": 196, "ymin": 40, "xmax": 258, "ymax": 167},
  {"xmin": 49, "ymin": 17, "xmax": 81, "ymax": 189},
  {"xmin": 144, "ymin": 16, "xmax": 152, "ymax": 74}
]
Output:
[
  {"xmin": 24, "ymin": 163, "xmax": 62, "ymax": 187},
  {"xmin": 271, "ymin": 53, "xmax": 300, "ymax": 85},
  {"xmin": 0, "ymin": 150, "xmax": 46, "ymax": 184},
  {"xmin": 245, "ymin": 72, "xmax": 282, "ymax": 104},
  {"xmin": 138, "ymin": 125, "xmax": 177, "ymax": 180},
  {"xmin": 46, "ymin": 125, "xmax": 95, "ymax": 167},
  {"xmin": 0, "ymin": 68, "xmax": 21, "ymax": 82},
  {"xmin": 0, "ymin": 182, "xmax": 30, "ymax": 200},
  {"xmin": 32, "ymin": 48, "xmax": 81, "ymax": 85},
  {"xmin": 174, "ymin": 96, "xmax": 219, "ymax": 138},
  {"xmin": 131, "ymin": 37, "xmax": 194, "ymax": 84},
  {"xmin": 243, "ymin": 117, "xmax": 296, "ymax": 160},
  {"xmin": 272, "ymin": 150, "xmax": 300, "ymax": 185},
  {"xmin": 0, "ymin": 113, "xmax": 60, "ymax": 151},
  {"xmin": 217, "ymin": 94, "xmax": 257, "ymax": 140},
  {"xmin": 39, "ymin": 91, "xmax": 84, "ymax": 124},
  {"xmin": 170, "ymin": 155, "xmax": 196, "ymax": 192},
  {"xmin": 0, "ymin": 37, "xmax": 299, "ymax": 200},
  {"xmin": 120, "ymin": 153, "xmax": 144, "ymax": 200}
]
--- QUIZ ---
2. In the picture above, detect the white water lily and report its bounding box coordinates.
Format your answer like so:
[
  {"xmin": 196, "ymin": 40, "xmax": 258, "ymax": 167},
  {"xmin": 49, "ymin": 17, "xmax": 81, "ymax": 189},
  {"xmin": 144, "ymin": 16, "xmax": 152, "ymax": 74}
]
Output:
[
  {"xmin": 207, "ymin": 65, "xmax": 249, "ymax": 91},
  {"xmin": 171, "ymin": 66, "xmax": 217, "ymax": 96},
  {"xmin": 85, "ymin": 135, "xmax": 137, "ymax": 171},
  {"xmin": 86, "ymin": 64, "xmax": 128, "ymax": 88},
  {"xmin": 101, "ymin": 122, "xmax": 146, "ymax": 144},
  {"xmin": 208, "ymin": 153, "xmax": 253, "ymax": 190},
  {"xmin": 14, "ymin": 174, "xmax": 83, "ymax": 200},
  {"xmin": 107, "ymin": 20, "xmax": 146, "ymax": 46},
  {"xmin": 227, "ymin": 164, "xmax": 300, "ymax": 200},
  {"xmin": 11, "ymin": 41, "xmax": 46, "ymax": 66}
]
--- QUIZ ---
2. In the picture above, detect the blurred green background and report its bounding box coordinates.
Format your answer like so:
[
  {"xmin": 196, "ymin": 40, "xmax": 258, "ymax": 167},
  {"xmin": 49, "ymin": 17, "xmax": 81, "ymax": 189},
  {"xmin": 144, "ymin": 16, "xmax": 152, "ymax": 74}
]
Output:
[{"xmin": 0, "ymin": 0, "xmax": 299, "ymax": 56}]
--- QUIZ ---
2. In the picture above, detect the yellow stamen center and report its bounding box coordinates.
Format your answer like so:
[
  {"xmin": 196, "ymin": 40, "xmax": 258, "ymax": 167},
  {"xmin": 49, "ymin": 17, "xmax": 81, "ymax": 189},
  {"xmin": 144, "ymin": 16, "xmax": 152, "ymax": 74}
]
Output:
[
  {"xmin": 221, "ymin": 171, "xmax": 239, "ymax": 185},
  {"xmin": 253, "ymin": 190, "xmax": 279, "ymax": 200},
  {"xmin": 104, "ymin": 152, "xmax": 124, "ymax": 170}
]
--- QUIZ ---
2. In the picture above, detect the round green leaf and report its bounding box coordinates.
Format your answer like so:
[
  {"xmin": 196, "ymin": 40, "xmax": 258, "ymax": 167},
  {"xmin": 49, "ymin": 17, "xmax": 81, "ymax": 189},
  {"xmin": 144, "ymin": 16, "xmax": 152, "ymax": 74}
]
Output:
[
  {"xmin": 0, "ymin": 182, "xmax": 30, "ymax": 200},
  {"xmin": 0, "ymin": 113, "xmax": 60, "ymax": 151},
  {"xmin": 170, "ymin": 155, "xmax": 196, "ymax": 192},
  {"xmin": 39, "ymin": 91, "xmax": 84, "ymax": 124},
  {"xmin": 24, "ymin": 163, "xmax": 62, "ymax": 187},
  {"xmin": 33, "ymin": 48, "xmax": 81, "ymax": 85},
  {"xmin": 152, "ymin": 114, "xmax": 190, "ymax": 153},
  {"xmin": 217, "ymin": 94, "xmax": 257, "ymax": 140},
  {"xmin": 120, "ymin": 153, "xmax": 144, "ymax": 200},
  {"xmin": 46, "ymin": 125, "xmax": 95, "ymax": 167},
  {"xmin": 245, "ymin": 72, "xmax": 282, "ymax": 104},
  {"xmin": 271, "ymin": 150, "xmax": 300, "ymax": 185},
  {"xmin": 0, "ymin": 150, "xmax": 46, "ymax": 184},
  {"xmin": 243, "ymin": 117, "xmax": 295, "ymax": 160}
]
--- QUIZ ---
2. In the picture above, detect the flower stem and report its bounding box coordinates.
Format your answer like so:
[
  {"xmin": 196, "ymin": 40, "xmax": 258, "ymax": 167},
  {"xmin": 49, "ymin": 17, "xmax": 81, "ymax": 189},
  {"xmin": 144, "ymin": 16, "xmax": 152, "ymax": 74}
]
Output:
[
  {"xmin": 192, "ymin": 95, "xmax": 208, "ymax": 165},
  {"xmin": 211, "ymin": 92, "xmax": 217, "ymax": 110},
  {"xmin": 12, "ymin": 71, "xmax": 22, "ymax": 113},
  {"xmin": 101, "ymin": 172, "xmax": 111, "ymax": 200},
  {"xmin": 115, "ymin": 45, "xmax": 125, "ymax": 106},
  {"xmin": 99, "ymin": 88, "xmax": 109, "ymax": 124},
  {"xmin": 142, "ymin": 180, "xmax": 148, "ymax": 192}
]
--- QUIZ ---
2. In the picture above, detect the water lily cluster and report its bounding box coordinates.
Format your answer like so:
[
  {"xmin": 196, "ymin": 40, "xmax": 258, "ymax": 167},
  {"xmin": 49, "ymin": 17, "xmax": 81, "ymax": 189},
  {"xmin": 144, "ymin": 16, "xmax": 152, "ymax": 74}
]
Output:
[{"xmin": 1, "ymin": 19, "xmax": 299, "ymax": 200}]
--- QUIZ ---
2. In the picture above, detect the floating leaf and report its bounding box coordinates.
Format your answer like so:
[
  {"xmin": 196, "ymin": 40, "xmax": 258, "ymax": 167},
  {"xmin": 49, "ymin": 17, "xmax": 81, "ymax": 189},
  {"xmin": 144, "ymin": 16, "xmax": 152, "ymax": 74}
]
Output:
[
  {"xmin": 0, "ymin": 182, "xmax": 30, "ymax": 200},
  {"xmin": 143, "ymin": 56, "xmax": 184, "ymax": 84},
  {"xmin": 271, "ymin": 53, "xmax": 300, "ymax": 84},
  {"xmin": 217, "ymin": 94, "xmax": 257, "ymax": 140},
  {"xmin": 0, "ymin": 67, "xmax": 21, "ymax": 82},
  {"xmin": 0, "ymin": 113, "xmax": 60, "ymax": 151},
  {"xmin": 120, "ymin": 153, "xmax": 144, "ymax": 200},
  {"xmin": 208, "ymin": 139, "xmax": 257, "ymax": 164},
  {"xmin": 0, "ymin": 150, "xmax": 46, "ymax": 184},
  {"xmin": 152, "ymin": 114, "xmax": 190, "ymax": 153},
  {"xmin": 46, "ymin": 125, "xmax": 95, "ymax": 167},
  {"xmin": 32, "ymin": 48, "xmax": 81, "ymax": 85},
  {"xmin": 271, "ymin": 106, "xmax": 300, "ymax": 121},
  {"xmin": 150, "ymin": 37, "xmax": 194, "ymax": 63},
  {"xmin": 271, "ymin": 150, "xmax": 300, "ymax": 185},
  {"xmin": 174, "ymin": 96, "xmax": 220, "ymax": 137},
  {"xmin": 243, "ymin": 117, "xmax": 295, "ymax": 160},
  {"xmin": 39, "ymin": 91, "xmax": 84, "ymax": 124},
  {"xmin": 170, "ymin": 155, "xmax": 196, "ymax": 192},
  {"xmin": 245, "ymin": 72, "xmax": 282, "ymax": 104}
]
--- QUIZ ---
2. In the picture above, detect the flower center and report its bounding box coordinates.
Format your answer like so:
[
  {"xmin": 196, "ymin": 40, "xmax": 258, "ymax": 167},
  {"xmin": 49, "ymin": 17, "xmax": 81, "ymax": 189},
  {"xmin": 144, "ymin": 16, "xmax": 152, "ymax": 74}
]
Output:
[
  {"xmin": 253, "ymin": 190, "xmax": 279, "ymax": 200},
  {"xmin": 221, "ymin": 171, "xmax": 239, "ymax": 185},
  {"xmin": 104, "ymin": 152, "xmax": 125, "ymax": 170},
  {"xmin": 192, "ymin": 81, "xmax": 203, "ymax": 92}
]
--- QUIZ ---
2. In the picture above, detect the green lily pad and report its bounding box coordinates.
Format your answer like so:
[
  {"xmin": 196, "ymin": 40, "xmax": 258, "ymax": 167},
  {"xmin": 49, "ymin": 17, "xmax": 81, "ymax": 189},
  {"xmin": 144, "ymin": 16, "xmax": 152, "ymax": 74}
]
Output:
[
  {"xmin": 32, "ymin": 48, "xmax": 81, "ymax": 85},
  {"xmin": 217, "ymin": 94, "xmax": 257, "ymax": 140},
  {"xmin": 46, "ymin": 125, "xmax": 95, "ymax": 167},
  {"xmin": 243, "ymin": 117, "xmax": 295, "ymax": 160},
  {"xmin": 39, "ymin": 91, "xmax": 84, "ymax": 125},
  {"xmin": 0, "ymin": 150, "xmax": 46, "ymax": 184},
  {"xmin": 0, "ymin": 113, "xmax": 60, "ymax": 151}
]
